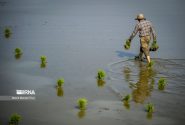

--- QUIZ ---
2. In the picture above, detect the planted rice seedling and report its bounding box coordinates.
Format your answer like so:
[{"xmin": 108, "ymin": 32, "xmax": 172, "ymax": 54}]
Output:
[
  {"xmin": 57, "ymin": 78, "xmax": 64, "ymax": 87},
  {"xmin": 145, "ymin": 103, "xmax": 154, "ymax": 113},
  {"xmin": 158, "ymin": 77, "xmax": 167, "ymax": 90},
  {"xmin": 77, "ymin": 98, "xmax": 88, "ymax": 110},
  {"xmin": 147, "ymin": 60, "xmax": 154, "ymax": 68},
  {"xmin": 14, "ymin": 48, "xmax": 22, "ymax": 55},
  {"xmin": 9, "ymin": 113, "xmax": 22, "ymax": 125},
  {"xmin": 40, "ymin": 56, "xmax": 47, "ymax": 64},
  {"xmin": 124, "ymin": 39, "xmax": 131, "ymax": 50},
  {"xmin": 14, "ymin": 48, "xmax": 23, "ymax": 59},
  {"xmin": 97, "ymin": 69, "xmax": 106, "ymax": 80},
  {"xmin": 122, "ymin": 94, "xmax": 131, "ymax": 102},
  {"xmin": 4, "ymin": 27, "xmax": 12, "ymax": 38}
]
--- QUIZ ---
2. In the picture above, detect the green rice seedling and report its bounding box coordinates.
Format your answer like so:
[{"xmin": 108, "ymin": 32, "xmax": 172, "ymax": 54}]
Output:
[
  {"xmin": 145, "ymin": 103, "xmax": 154, "ymax": 113},
  {"xmin": 150, "ymin": 40, "xmax": 159, "ymax": 51},
  {"xmin": 97, "ymin": 69, "xmax": 106, "ymax": 80},
  {"xmin": 57, "ymin": 78, "xmax": 64, "ymax": 87},
  {"xmin": 77, "ymin": 98, "xmax": 88, "ymax": 110},
  {"xmin": 9, "ymin": 113, "xmax": 22, "ymax": 125},
  {"xmin": 14, "ymin": 48, "xmax": 22, "ymax": 55},
  {"xmin": 122, "ymin": 94, "xmax": 131, "ymax": 102},
  {"xmin": 158, "ymin": 77, "xmax": 167, "ymax": 90},
  {"xmin": 14, "ymin": 48, "xmax": 23, "ymax": 59},
  {"xmin": 124, "ymin": 39, "xmax": 131, "ymax": 50},
  {"xmin": 147, "ymin": 60, "xmax": 154, "ymax": 68},
  {"xmin": 40, "ymin": 56, "xmax": 47, "ymax": 64},
  {"xmin": 4, "ymin": 27, "xmax": 12, "ymax": 38}
]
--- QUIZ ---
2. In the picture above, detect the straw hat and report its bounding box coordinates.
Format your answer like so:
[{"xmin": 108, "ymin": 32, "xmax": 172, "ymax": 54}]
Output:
[{"xmin": 135, "ymin": 13, "xmax": 146, "ymax": 20}]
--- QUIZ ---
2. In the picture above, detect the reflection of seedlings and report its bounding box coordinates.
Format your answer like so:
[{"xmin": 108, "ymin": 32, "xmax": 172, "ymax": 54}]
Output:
[
  {"xmin": 14, "ymin": 48, "xmax": 23, "ymax": 59},
  {"xmin": 15, "ymin": 54, "xmax": 22, "ymax": 60},
  {"xmin": 123, "ymin": 67, "xmax": 131, "ymax": 82},
  {"xmin": 97, "ymin": 69, "xmax": 106, "ymax": 80},
  {"xmin": 158, "ymin": 78, "xmax": 167, "ymax": 90},
  {"xmin": 4, "ymin": 27, "xmax": 12, "ymax": 38},
  {"xmin": 147, "ymin": 60, "xmax": 154, "ymax": 68},
  {"xmin": 57, "ymin": 78, "xmax": 64, "ymax": 87},
  {"xmin": 146, "ymin": 112, "xmax": 153, "ymax": 120},
  {"xmin": 77, "ymin": 110, "xmax": 86, "ymax": 119},
  {"xmin": 149, "ymin": 79, "xmax": 155, "ymax": 90},
  {"xmin": 77, "ymin": 98, "xmax": 88, "ymax": 110},
  {"xmin": 97, "ymin": 79, "xmax": 105, "ymax": 87},
  {"xmin": 57, "ymin": 86, "xmax": 64, "ymax": 97},
  {"xmin": 9, "ymin": 113, "xmax": 22, "ymax": 125},
  {"xmin": 145, "ymin": 103, "xmax": 154, "ymax": 113},
  {"xmin": 122, "ymin": 94, "xmax": 131, "ymax": 109},
  {"xmin": 123, "ymin": 101, "xmax": 130, "ymax": 109},
  {"xmin": 129, "ymin": 82, "xmax": 137, "ymax": 89},
  {"xmin": 40, "ymin": 63, "xmax": 46, "ymax": 68},
  {"xmin": 40, "ymin": 56, "xmax": 47, "ymax": 68}
]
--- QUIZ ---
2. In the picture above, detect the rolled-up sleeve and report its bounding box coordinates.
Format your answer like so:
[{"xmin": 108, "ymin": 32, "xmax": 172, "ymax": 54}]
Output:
[{"xmin": 129, "ymin": 24, "xmax": 139, "ymax": 41}]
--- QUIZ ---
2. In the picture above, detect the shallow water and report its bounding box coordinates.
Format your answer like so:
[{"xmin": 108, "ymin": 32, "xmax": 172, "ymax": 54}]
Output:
[{"xmin": 0, "ymin": 0, "xmax": 185, "ymax": 125}]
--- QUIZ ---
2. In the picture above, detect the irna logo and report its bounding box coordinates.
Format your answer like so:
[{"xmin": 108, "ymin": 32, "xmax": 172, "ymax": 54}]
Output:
[{"xmin": 16, "ymin": 90, "xmax": 35, "ymax": 95}]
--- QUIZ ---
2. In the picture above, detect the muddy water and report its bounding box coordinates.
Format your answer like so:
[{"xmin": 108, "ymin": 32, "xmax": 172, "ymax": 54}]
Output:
[{"xmin": 0, "ymin": 0, "xmax": 185, "ymax": 125}]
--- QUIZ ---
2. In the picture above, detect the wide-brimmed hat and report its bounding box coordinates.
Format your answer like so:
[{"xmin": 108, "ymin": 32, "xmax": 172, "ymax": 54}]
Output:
[{"xmin": 135, "ymin": 13, "xmax": 146, "ymax": 20}]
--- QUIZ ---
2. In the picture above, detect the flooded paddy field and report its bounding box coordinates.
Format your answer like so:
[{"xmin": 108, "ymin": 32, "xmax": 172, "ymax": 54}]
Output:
[{"xmin": 0, "ymin": 0, "xmax": 185, "ymax": 125}]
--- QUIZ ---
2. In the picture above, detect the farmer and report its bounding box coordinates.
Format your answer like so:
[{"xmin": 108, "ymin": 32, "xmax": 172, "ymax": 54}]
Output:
[{"xmin": 128, "ymin": 13, "xmax": 157, "ymax": 63}]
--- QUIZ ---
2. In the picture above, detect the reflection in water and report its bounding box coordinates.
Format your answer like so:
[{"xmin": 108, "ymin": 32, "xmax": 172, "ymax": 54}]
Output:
[
  {"xmin": 40, "ymin": 63, "xmax": 46, "ymax": 68},
  {"xmin": 56, "ymin": 86, "xmax": 64, "ymax": 97},
  {"xmin": 14, "ymin": 54, "xmax": 22, "ymax": 60},
  {"xmin": 123, "ymin": 62, "xmax": 156, "ymax": 103},
  {"xmin": 5, "ymin": 33, "xmax": 11, "ymax": 38},
  {"xmin": 123, "ymin": 101, "xmax": 130, "ymax": 110},
  {"xmin": 97, "ymin": 79, "xmax": 106, "ymax": 87},
  {"xmin": 146, "ymin": 112, "xmax": 153, "ymax": 120},
  {"xmin": 77, "ymin": 110, "xmax": 86, "ymax": 119},
  {"xmin": 123, "ymin": 67, "xmax": 131, "ymax": 82}
]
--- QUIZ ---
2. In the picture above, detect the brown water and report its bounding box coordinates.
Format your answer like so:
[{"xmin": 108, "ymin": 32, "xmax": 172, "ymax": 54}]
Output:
[{"xmin": 0, "ymin": 0, "xmax": 185, "ymax": 125}]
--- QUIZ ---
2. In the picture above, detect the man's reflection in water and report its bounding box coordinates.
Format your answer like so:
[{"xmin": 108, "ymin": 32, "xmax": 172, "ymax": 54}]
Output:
[{"xmin": 123, "ymin": 61, "xmax": 156, "ymax": 103}]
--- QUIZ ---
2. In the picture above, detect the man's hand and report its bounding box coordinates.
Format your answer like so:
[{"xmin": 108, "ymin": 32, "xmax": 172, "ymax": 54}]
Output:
[
  {"xmin": 124, "ymin": 39, "xmax": 131, "ymax": 50},
  {"xmin": 150, "ymin": 39, "xmax": 159, "ymax": 51},
  {"xmin": 128, "ymin": 38, "xmax": 131, "ymax": 42}
]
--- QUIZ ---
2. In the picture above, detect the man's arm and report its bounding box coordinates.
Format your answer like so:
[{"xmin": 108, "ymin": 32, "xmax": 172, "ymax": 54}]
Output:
[
  {"xmin": 129, "ymin": 24, "xmax": 139, "ymax": 41},
  {"xmin": 150, "ymin": 24, "xmax": 157, "ymax": 40}
]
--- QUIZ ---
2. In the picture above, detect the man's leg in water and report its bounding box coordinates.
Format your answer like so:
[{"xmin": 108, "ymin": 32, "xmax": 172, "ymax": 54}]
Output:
[
  {"xmin": 135, "ymin": 46, "xmax": 144, "ymax": 61},
  {"xmin": 140, "ymin": 36, "xmax": 151, "ymax": 63}
]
